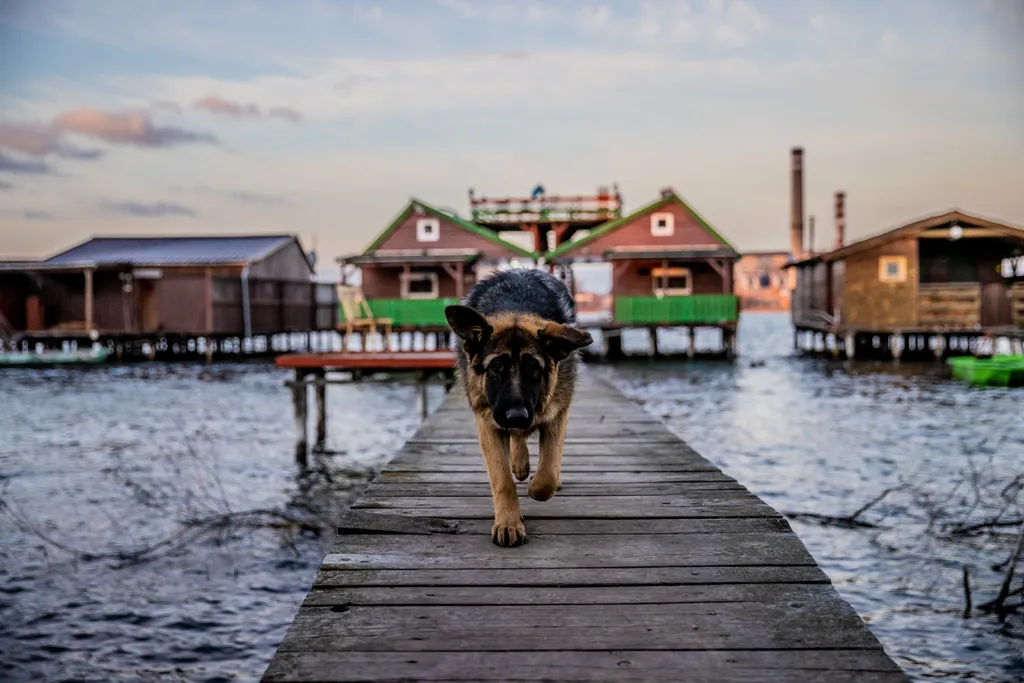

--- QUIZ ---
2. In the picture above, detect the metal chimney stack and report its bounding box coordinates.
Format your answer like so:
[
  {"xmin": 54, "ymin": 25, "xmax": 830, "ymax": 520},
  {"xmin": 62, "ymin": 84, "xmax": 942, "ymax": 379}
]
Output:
[
  {"xmin": 790, "ymin": 147, "xmax": 804, "ymax": 261},
  {"xmin": 834, "ymin": 191, "xmax": 846, "ymax": 249}
]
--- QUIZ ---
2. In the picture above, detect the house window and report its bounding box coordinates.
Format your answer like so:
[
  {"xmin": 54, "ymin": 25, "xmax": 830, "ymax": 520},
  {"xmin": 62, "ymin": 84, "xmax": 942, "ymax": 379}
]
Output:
[
  {"xmin": 402, "ymin": 271, "xmax": 439, "ymax": 299},
  {"xmin": 416, "ymin": 218, "xmax": 440, "ymax": 242},
  {"xmin": 651, "ymin": 266, "xmax": 692, "ymax": 296},
  {"xmin": 650, "ymin": 212, "xmax": 674, "ymax": 237},
  {"xmin": 878, "ymin": 256, "xmax": 907, "ymax": 283}
]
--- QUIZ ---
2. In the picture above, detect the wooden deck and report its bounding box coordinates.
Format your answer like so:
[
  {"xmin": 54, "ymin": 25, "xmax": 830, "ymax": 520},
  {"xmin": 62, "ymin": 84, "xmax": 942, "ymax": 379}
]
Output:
[
  {"xmin": 276, "ymin": 351, "xmax": 456, "ymax": 371},
  {"xmin": 261, "ymin": 371, "xmax": 908, "ymax": 682}
]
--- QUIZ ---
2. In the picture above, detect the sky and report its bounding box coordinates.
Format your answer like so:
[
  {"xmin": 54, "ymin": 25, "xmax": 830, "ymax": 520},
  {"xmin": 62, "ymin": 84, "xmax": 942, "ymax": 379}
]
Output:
[{"xmin": 1, "ymin": 0, "xmax": 1022, "ymax": 279}]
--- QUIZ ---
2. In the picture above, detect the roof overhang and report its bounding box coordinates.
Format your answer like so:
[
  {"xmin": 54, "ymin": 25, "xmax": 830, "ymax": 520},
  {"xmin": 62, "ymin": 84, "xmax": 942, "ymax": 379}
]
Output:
[
  {"xmin": 550, "ymin": 247, "xmax": 737, "ymax": 263},
  {"xmin": 339, "ymin": 251, "xmax": 483, "ymax": 266},
  {"xmin": 786, "ymin": 210, "xmax": 1024, "ymax": 267}
]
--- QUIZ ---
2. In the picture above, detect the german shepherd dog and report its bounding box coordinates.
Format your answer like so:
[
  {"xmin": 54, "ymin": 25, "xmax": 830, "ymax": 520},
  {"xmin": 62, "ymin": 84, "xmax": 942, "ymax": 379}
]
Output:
[{"xmin": 445, "ymin": 269, "xmax": 593, "ymax": 547}]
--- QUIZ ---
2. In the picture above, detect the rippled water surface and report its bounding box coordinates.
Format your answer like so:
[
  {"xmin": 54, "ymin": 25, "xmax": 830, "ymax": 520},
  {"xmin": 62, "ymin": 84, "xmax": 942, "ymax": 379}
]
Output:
[{"xmin": 1, "ymin": 312, "xmax": 1021, "ymax": 682}]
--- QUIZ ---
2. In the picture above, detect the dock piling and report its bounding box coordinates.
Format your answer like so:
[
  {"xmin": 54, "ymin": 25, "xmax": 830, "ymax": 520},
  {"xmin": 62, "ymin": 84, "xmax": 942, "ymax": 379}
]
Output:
[
  {"xmin": 292, "ymin": 370, "xmax": 309, "ymax": 465},
  {"xmin": 314, "ymin": 371, "xmax": 327, "ymax": 450}
]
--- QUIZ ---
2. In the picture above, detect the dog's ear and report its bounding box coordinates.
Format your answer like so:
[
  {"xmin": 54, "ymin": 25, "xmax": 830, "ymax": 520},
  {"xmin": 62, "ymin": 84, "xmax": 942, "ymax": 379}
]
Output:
[
  {"xmin": 539, "ymin": 322, "xmax": 593, "ymax": 362},
  {"xmin": 445, "ymin": 305, "xmax": 492, "ymax": 346}
]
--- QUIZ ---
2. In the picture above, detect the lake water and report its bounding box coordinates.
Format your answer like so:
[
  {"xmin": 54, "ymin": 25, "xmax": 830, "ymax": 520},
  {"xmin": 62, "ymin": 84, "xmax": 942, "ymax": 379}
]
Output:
[{"xmin": 1, "ymin": 312, "xmax": 1021, "ymax": 682}]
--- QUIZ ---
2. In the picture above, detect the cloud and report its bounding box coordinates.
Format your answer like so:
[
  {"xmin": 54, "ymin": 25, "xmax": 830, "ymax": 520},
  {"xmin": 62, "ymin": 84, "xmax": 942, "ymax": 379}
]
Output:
[
  {"xmin": 0, "ymin": 121, "xmax": 104, "ymax": 160},
  {"xmin": 268, "ymin": 106, "xmax": 303, "ymax": 123},
  {"xmin": 191, "ymin": 96, "xmax": 304, "ymax": 122},
  {"xmin": 24, "ymin": 210, "xmax": 54, "ymax": 220},
  {"xmin": 711, "ymin": 0, "xmax": 765, "ymax": 47},
  {"xmin": 102, "ymin": 200, "xmax": 197, "ymax": 217},
  {"xmin": 0, "ymin": 152, "xmax": 54, "ymax": 174},
  {"xmin": 53, "ymin": 108, "xmax": 218, "ymax": 147},
  {"xmin": 194, "ymin": 95, "xmax": 262, "ymax": 118},
  {"xmin": 175, "ymin": 185, "xmax": 295, "ymax": 206},
  {"xmin": 0, "ymin": 180, "xmax": 14, "ymax": 190}
]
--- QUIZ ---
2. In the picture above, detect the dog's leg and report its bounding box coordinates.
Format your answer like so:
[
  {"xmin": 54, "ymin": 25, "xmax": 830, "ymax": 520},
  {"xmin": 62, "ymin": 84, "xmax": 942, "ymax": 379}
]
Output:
[
  {"xmin": 510, "ymin": 433, "xmax": 530, "ymax": 481},
  {"xmin": 476, "ymin": 416, "xmax": 526, "ymax": 547},
  {"xmin": 529, "ymin": 408, "xmax": 567, "ymax": 502}
]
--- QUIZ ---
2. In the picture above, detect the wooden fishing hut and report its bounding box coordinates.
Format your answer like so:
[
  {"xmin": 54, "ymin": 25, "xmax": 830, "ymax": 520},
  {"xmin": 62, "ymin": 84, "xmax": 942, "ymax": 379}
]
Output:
[
  {"xmin": 785, "ymin": 149, "xmax": 1024, "ymax": 359},
  {"xmin": 0, "ymin": 235, "xmax": 336, "ymax": 359},
  {"xmin": 544, "ymin": 187, "xmax": 741, "ymax": 359},
  {"xmin": 335, "ymin": 199, "xmax": 537, "ymax": 349}
]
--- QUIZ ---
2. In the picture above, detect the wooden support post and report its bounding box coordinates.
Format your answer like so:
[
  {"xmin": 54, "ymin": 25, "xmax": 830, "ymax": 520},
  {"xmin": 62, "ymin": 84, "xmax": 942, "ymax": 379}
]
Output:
[
  {"xmin": 293, "ymin": 370, "xmax": 309, "ymax": 465},
  {"xmin": 890, "ymin": 333, "xmax": 903, "ymax": 362},
  {"xmin": 845, "ymin": 332, "xmax": 856, "ymax": 360},
  {"xmin": 649, "ymin": 327, "xmax": 660, "ymax": 357},
  {"xmin": 687, "ymin": 327, "xmax": 695, "ymax": 359},
  {"xmin": 84, "ymin": 268, "xmax": 94, "ymax": 333},
  {"xmin": 204, "ymin": 268, "xmax": 213, "ymax": 334},
  {"xmin": 933, "ymin": 335, "xmax": 946, "ymax": 361},
  {"xmin": 315, "ymin": 371, "xmax": 327, "ymax": 450},
  {"xmin": 606, "ymin": 332, "xmax": 624, "ymax": 360},
  {"xmin": 725, "ymin": 328, "xmax": 738, "ymax": 359}
]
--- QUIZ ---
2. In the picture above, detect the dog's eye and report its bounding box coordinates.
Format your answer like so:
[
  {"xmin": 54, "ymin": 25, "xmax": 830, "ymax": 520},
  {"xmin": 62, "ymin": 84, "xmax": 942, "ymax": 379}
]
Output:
[
  {"xmin": 487, "ymin": 357, "xmax": 508, "ymax": 375},
  {"xmin": 520, "ymin": 356, "xmax": 541, "ymax": 378}
]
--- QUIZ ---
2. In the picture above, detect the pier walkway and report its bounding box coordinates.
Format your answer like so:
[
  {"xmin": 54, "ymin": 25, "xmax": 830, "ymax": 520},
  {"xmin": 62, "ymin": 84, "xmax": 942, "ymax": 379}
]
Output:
[{"xmin": 262, "ymin": 371, "xmax": 907, "ymax": 682}]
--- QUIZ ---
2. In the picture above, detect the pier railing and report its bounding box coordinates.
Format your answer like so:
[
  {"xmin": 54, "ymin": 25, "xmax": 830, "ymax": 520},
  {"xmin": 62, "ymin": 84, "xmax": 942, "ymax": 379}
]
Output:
[{"xmin": 613, "ymin": 294, "xmax": 739, "ymax": 326}]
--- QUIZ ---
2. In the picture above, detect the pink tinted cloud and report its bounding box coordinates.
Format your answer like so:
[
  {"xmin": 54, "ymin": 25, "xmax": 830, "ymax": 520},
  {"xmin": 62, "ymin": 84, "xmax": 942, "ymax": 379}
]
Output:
[
  {"xmin": 52, "ymin": 108, "xmax": 218, "ymax": 147},
  {"xmin": 194, "ymin": 95, "xmax": 262, "ymax": 118}
]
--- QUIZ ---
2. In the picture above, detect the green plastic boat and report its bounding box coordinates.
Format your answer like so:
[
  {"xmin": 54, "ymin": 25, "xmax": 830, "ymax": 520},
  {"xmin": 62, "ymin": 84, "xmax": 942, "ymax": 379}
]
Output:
[
  {"xmin": 0, "ymin": 347, "xmax": 109, "ymax": 368},
  {"xmin": 947, "ymin": 355, "xmax": 1024, "ymax": 387}
]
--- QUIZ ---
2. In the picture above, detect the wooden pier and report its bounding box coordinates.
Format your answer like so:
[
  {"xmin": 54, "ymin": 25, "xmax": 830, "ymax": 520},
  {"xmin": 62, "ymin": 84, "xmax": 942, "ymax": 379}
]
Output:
[{"xmin": 262, "ymin": 371, "xmax": 908, "ymax": 682}]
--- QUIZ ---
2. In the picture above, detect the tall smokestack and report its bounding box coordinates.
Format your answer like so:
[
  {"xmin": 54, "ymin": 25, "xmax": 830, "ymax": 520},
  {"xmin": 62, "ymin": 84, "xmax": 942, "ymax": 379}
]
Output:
[
  {"xmin": 808, "ymin": 215, "xmax": 816, "ymax": 256},
  {"xmin": 834, "ymin": 191, "xmax": 846, "ymax": 249},
  {"xmin": 790, "ymin": 147, "xmax": 804, "ymax": 261}
]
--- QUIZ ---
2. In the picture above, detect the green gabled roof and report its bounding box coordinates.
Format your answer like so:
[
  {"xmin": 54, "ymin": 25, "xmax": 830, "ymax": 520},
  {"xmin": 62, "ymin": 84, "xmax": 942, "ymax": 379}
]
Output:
[
  {"xmin": 546, "ymin": 190, "xmax": 737, "ymax": 259},
  {"xmin": 363, "ymin": 198, "xmax": 537, "ymax": 259}
]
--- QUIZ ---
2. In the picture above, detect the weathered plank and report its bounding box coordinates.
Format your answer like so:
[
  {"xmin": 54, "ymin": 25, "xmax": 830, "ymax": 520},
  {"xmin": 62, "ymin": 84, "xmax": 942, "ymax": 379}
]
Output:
[
  {"xmin": 275, "ymin": 600, "xmax": 883, "ymax": 652},
  {"xmin": 375, "ymin": 470, "xmax": 736, "ymax": 484},
  {"xmin": 261, "ymin": 370, "xmax": 908, "ymax": 682},
  {"xmin": 301, "ymin": 581, "xmax": 830, "ymax": 606},
  {"xmin": 319, "ymin": 532, "xmax": 817, "ymax": 569},
  {"xmin": 352, "ymin": 493, "xmax": 779, "ymax": 518},
  {"xmin": 363, "ymin": 482, "xmax": 747, "ymax": 497},
  {"xmin": 313, "ymin": 565, "xmax": 831, "ymax": 587},
  {"xmin": 264, "ymin": 650, "xmax": 905, "ymax": 683}
]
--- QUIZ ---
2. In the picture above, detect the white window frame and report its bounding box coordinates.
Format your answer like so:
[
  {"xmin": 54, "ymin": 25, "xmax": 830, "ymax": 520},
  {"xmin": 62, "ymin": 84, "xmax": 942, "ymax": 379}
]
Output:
[
  {"xmin": 878, "ymin": 255, "xmax": 907, "ymax": 283},
  {"xmin": 650, "ymin": 212, "xmax": 674, "ymax": 237},
  {"xmin": 401, "ymin": 271, "xmax": 439, "ymax": 299},
  {"xmin": 416, "ymin": 218, "xmax": 440, "ymax": 242},
  {"xmin": 651, "ymin": 266, "xmax": 692, "ymax": 297}
]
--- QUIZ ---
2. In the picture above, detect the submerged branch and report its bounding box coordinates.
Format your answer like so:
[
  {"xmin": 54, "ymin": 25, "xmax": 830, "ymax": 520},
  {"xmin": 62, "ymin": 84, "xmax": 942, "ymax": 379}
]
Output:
[
  {"xmin": 783, "ymin": 486, "xmax": 903, "ymax": 529},
  {"xmin": 0, "ymin": 495, "xmax": 329, "ymax": 568}
]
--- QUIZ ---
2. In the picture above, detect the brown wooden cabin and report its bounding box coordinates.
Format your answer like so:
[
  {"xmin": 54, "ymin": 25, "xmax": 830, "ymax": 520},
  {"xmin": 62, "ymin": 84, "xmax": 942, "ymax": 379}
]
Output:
[
  {"xmin": 734, "ymin": 250, "xmax": 792, "ymax": 312},
  {"xmin": 545, "ymin": 187, "xmax": 740, "ymax": 332},
  {"xmin": 787, "ymin": 209, "xmax": 1024, "ymax": 347},
  {"xmin": 336, "ymin": 199, "xmax": 537, "ymax": 330},
  {"xmin": 0, "ymin": 235, "xmax": 335, "ymax": 344}
]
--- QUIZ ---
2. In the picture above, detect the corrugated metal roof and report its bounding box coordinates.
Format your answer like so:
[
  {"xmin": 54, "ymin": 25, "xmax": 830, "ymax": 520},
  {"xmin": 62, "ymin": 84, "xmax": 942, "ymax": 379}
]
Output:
[{"xmin": 44, "ymin": 235, "xmax": 297, "ymax": 266}]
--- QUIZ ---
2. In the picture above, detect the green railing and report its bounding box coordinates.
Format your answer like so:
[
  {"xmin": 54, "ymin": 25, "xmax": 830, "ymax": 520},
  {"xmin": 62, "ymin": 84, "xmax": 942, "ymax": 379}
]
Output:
[
  {"xmin": 349, "ymin": 298, "xmax": 460, "ymax": 327},
  {"xmin": 613, "ymin": 294, "xmax": 739, "ymax": 325}
]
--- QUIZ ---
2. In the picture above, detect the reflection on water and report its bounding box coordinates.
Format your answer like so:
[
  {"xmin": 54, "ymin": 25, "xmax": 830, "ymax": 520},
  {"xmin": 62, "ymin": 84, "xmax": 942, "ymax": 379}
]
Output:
[{"xmin": 0, "ymin": 313, "xmax": 1021, "ymax": 682}]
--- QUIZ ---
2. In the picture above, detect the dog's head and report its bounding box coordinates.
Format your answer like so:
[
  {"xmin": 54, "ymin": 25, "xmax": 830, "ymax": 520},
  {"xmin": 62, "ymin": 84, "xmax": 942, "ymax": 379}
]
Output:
[{"xmin": 445, "ymin": 305, "xmax": 593, "ymax": 430}]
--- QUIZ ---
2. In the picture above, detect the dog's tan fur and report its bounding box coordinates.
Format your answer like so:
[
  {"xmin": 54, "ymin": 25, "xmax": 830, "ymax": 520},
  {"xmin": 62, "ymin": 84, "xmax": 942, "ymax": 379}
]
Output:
[{"xmin": 454, "ymin": 310, "xmax": 586, "ymax": 547}]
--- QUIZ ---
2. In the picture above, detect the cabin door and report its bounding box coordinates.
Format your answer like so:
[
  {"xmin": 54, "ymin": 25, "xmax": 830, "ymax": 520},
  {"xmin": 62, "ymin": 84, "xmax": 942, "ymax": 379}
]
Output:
[
  {"xmin": 138, "ymin": 281, "xmax": 161, "ymax": 332},
  {"xmin": 980, "ymin": 281, "xmax": 1012, "ymax": 327}
]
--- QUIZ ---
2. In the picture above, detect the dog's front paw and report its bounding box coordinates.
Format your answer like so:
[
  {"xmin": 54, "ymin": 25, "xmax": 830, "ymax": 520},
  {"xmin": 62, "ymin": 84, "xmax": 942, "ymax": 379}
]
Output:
[
  {"xmin": 491, "ymin": 512, "xmax": 527, "ymax": 547},
  {"xmin": 528, "ymin": 473, "xmax": 559, "ymax": 502}
]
